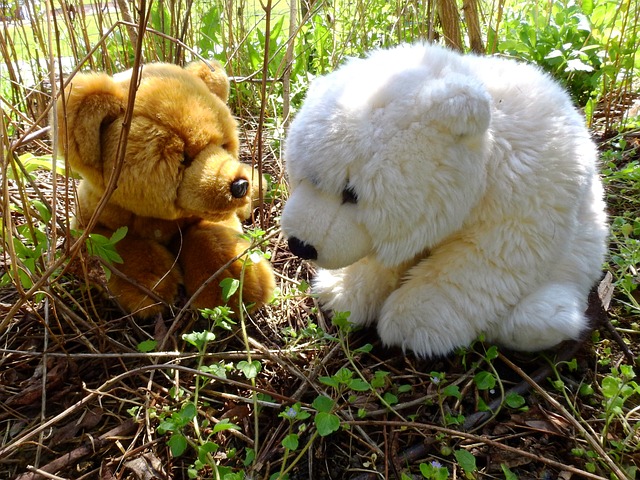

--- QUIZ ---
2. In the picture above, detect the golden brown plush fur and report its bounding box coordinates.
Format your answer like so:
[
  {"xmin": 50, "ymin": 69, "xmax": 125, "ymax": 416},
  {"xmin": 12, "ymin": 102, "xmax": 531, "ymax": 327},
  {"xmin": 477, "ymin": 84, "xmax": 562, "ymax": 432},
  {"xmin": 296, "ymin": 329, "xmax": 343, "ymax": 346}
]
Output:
[{"xmin": 57, "ymin": 60, "xmax": 275, "ymax": 317}]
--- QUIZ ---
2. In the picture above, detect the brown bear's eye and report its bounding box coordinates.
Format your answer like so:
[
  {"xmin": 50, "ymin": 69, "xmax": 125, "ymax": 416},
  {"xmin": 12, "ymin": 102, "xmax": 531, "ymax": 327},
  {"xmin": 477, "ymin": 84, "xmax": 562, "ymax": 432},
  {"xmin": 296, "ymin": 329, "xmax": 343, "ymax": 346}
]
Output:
[
  {"xmin": 342, "ymin": 184, "xmax": 358, "ymax": 205},
  {"xmin": 182, "ymin": 152, "xmax": 193, "ymax": 167}
]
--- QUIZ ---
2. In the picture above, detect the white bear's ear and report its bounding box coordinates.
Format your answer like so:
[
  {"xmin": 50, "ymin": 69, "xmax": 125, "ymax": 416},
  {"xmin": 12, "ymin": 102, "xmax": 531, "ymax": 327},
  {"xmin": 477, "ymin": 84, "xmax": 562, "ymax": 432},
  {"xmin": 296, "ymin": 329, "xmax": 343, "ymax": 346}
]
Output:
[
  {"xmin": 56, "ymin": 73, "xmax": 125, "ymax": 187},
  {"xmin": 420, "ymin": 75, "xmax": 491, "ymax": 137},
  {"xmin": 185, "ymin": 60, "xmax": 230, "ymax": 103}
]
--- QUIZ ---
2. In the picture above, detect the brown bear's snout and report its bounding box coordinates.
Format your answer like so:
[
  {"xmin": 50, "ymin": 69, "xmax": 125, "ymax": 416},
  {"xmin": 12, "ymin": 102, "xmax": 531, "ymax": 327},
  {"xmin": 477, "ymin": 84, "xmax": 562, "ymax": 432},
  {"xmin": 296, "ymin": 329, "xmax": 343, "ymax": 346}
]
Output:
[{"xmin": 230, "ymin": 178, "xmax": 249, "ymax": 198}]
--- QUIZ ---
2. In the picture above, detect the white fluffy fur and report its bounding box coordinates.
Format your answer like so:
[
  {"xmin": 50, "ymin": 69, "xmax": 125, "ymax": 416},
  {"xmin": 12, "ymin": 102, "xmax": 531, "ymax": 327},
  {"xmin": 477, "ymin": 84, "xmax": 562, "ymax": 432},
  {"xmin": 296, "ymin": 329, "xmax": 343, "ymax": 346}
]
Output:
[{"xmin": 281, "ymin": 43, "xmax": 608, "ymax": 358}]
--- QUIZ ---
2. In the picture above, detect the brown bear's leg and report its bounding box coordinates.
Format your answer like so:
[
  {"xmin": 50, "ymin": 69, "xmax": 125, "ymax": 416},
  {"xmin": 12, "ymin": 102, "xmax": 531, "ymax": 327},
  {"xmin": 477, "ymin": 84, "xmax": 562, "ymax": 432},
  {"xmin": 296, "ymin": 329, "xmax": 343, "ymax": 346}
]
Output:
[
  {"xmin": 104, "ymin": 233, "xmax": 183, "ymax": 318},
  {"xmin": 177, "ymin": 219, "xmax": 275, "ymax": 313}
]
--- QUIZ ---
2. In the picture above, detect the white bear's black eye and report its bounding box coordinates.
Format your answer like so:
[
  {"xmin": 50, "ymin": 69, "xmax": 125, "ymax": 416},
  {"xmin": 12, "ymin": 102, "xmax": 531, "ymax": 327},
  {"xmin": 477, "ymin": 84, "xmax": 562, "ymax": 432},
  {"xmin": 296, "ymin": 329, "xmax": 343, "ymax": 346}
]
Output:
[{"xmin": 342, "ymin": 185, "xmax": 358, "ymax": 204}]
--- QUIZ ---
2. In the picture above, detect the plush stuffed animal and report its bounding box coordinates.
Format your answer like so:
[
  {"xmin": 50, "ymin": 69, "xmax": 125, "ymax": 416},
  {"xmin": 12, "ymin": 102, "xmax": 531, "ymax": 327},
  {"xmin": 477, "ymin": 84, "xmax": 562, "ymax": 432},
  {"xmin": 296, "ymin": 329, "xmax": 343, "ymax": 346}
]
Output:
[
  {"xmin": 57, "ymin": 60, "xmax": 275, "ymax": 318},
  {"xmin": 281, "ymin": 43, "xmax": 608, "ymax": 357}
]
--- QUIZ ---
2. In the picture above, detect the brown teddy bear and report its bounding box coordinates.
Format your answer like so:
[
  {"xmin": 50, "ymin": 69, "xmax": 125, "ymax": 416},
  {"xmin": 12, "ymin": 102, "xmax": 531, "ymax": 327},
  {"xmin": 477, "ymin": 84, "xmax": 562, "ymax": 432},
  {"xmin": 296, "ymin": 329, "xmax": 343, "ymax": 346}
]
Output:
[{"xmin": 56, "ymin": 60, "xmax": 275, "ymax": 318}]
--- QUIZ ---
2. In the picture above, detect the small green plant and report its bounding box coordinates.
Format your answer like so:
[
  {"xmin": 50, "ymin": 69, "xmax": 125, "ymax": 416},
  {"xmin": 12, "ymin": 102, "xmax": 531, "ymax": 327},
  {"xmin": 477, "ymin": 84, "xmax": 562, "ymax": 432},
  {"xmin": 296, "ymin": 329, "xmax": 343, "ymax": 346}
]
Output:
[
  {"xmin": 1, "ymin": 220, "xmax": 48, "ymax": 295},
  {"xmin": 600, "ymin": 365, "xmax": 640, "ymax": 456},
  {"xmin": 156, "ymin": 228, "xmax": 277, "ymax": 477},
  {"xmin": 1, "ymin": 155, "xmax": 71, "ymax": 298},
  {"xmin": 496, "ymin": 0, "xmax": 604, "ymax": 104},
  {"xmin": 417, "ymin": 460, "xmax": 449, "ymax": 480},
  {"xmin": 84, "ymin": 227, "xmax": 127, "ymax": 277},
  {"xmin": 415, "ymin": 450, "xmax": 477, "ymax": 479},
  {"xmin": 5, "ymin": 153, "xmax": 69, "ymax": 181},
  {"xmin": 149, "ymin": 322, "xmax": 243, "ymax": 478}
]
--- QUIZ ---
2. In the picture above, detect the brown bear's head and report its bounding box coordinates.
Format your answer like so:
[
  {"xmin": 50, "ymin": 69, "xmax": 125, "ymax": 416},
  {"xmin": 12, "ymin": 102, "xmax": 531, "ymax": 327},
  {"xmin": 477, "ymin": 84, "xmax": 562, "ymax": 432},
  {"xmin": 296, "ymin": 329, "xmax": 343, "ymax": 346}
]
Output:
[{"xmin": 57, "ymin": 60, "xmax": 254, "ymax": 222}]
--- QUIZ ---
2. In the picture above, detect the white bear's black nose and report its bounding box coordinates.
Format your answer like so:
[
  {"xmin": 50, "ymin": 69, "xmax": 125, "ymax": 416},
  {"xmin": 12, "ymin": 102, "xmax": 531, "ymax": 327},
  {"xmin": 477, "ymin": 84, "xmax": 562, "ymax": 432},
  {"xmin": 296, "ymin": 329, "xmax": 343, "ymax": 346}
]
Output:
[
  {"xmin": 288, "ymin": 237, "xmax": 318, "ymax": 261},
  {"xmin": 230, "ymin": 178, "xmax": 249, "ymax": 198}
]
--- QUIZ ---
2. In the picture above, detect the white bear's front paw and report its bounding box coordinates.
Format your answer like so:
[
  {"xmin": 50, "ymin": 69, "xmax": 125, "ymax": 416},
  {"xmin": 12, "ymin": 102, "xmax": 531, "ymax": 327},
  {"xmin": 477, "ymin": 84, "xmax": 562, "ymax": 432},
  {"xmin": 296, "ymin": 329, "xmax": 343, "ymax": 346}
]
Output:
[
  {"xmin": 314, "ymin": 259, "xmax": 404, "ymax": 327},
  {"xmin": 377, "ymin": 289, "xmax": 477, "ymax": 357},
  {"xmin": 377, "ymin": 316, "xmax": 464, "ymax": 358},
  {"xmin": 314, "ymin": 268, "xmax": 377, "ymax": 326}
]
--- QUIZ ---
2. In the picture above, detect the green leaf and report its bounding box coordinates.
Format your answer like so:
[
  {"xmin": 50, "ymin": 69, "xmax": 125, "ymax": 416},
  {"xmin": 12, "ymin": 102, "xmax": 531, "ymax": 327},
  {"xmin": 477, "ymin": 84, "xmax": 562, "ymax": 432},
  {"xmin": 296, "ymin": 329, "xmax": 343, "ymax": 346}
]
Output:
[
  {"xmin": 201, "ymin": 362, "xmax": 227, "ymax": 378},
  {"xmin": 601, "ymin": 376, "xmax": 621, "ymax": 398},
  {"xmin": 86, "ymin": 230, "xmax": 125, "ymax": 264},
  {"xmin": 167, "ymin": 432, "xmax": 188, "ymax": 457},
  {"xmin": 137, "ymin": 339, "xmax": 157, "ymax": 353},
  {"xmin": 474, "ymin": 371, "xmax": 496, "ymax": 390},
  {"xmin": 237, "ymin": 360, "xmax": 261, "ymax": 379},
  {"xmin": 566, "ymin": 357, "xmax": 578, "ymax": 371},
  {"xmin": 318, "ymin": 375, "xmax": 340, "ymax": 389},
  {"xmin": 197, "ymin": 441, "xmax": 219, "ymax": 463},
  {"xmin": 348, "ymin": 379, "xmax": 371, "ymax": 392},
  {"xmin": 476, "ymin": 397, "xmax": 490, "ymax": 412},
  {"xmin": 505, "ymin": 392, "xmax": 526, "ymax": 409},
  {"xmin": 353, "ymin": 343, "xmax": 373, "ymax": 354},
  {"xmin": 619, "ymin": 364, "xmax": 636, "ymax": 380},
  {"xmin": 182, "ymin": 330, "xmax": 216, "ymax": 350},
  {"xmin": 501, "ymin": 463, "xmax": 518, "ymax": 480},
  {"xmin": 32, "ymin": 200, "xmax": 52, "ymax": 224},
  {"xmin": 16, "ymin": 153, "xmax": 69, "ymax": 177},
  {"xmin": 314, "ymin": 412, "xmax": 341, "ymax": 436},
  {"xmin": 484, "ymin": 345, "xmax": 499, "ymax": 360},
  {"xmin": 398, "ymin": 384, "xmax": 412, "ymax": 393},
  {"xmin": 282, "ymin": 433, "xmax": 299, "ymax": 450},
  {"xmin": 331, "ymin": 311, "xmax": 352, "ymax": 332},
  {"xmin": 243, "ymin": 447, "xmax": 255, "ymax": 467},
  {"xmin": 579, "ymin": 383, "xmax": 594, "ymax": 396},
  {"xmin": 212, "ymin": 419, "xmax": 240, "ymax": 433},
  {"xmin": 334, "ymin": 367, "xmax": 353, "ymax": 383},
  {"xmin": 157, "ymin": 419, "xmax": 176, "ymax": 434},
  {"xmin": 442, "ymin": 384, "xmax": 461, "ymax": 400},
  {"xmin": 454, "ymin": 449, "xmax": 477, "ymax": 477},
  {"xmin": 269, "ymin": 473, "xmax": 289, "ymax": 480},
  {"xmin": 445, "ymin": 413, "xmax": 465, "ymax": 426},
  {"xmin": 220, "ymin": 277, "xmax": 240, "ymax": 302},
  {"xmin": 383, "ymin": 392, "xmax": 398, "ymax": 405},
  {"xmin": 312, "ymin": 395, "xmax": 335, "ymax": 413},
  {"xmin": 178, "ymin": 403, "xmax": 197, "ymax": 424},
  {"xmin": 581, "ymin": 0, "xmax": 593, "ymax": 15},
  {"xmin": 371, "ymin": 370, "xmax": 389, "ymax": 389},
  {"xmin": 111, "ymin": 226, "xmax": 128, "ymax": 243}
]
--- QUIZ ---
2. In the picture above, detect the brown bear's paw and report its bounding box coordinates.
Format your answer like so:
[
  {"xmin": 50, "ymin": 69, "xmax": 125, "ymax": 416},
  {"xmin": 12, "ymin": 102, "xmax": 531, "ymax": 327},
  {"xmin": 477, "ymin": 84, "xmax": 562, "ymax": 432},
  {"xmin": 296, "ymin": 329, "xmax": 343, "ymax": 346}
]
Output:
[
  {"xmin": 107, "ymin": 238, "xmax": 183, "ymax": 318},
  {"xmin": 233, "ymin": 254, "xmax": 276, "ymax": 310},
  {"xmin": 179, "ymin": 221, "xmax": 275, "ymax": 313},
  {"xmin": 185, "ymin": 253, "xmax": 275, "ymax": 314}
]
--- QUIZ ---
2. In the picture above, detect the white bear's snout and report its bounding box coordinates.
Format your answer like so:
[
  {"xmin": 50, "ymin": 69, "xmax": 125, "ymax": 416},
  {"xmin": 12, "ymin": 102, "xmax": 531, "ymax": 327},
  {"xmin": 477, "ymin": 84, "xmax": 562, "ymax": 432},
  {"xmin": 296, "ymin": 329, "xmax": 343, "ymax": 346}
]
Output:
[
  {"xmin": 281, "ymin": 181, "xmax": 373, "ymax": 269},
  {"xmin": 288, "ymin": 237, "xmax": 318, "ymax": 260}
]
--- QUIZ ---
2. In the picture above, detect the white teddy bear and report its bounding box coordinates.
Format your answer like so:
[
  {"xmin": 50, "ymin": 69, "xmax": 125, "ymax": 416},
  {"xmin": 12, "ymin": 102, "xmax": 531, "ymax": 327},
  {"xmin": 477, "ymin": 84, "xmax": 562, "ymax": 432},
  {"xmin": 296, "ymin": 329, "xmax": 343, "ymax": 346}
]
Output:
[{"xmin": 281, "ymin": 42, "xmax": 608, "ymax": 358}]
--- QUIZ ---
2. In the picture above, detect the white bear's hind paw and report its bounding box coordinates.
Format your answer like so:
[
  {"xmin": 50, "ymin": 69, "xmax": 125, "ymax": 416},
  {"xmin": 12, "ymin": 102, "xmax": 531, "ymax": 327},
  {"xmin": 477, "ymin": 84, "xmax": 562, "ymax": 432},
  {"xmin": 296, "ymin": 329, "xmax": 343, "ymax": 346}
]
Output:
[{"xmin": 495, "ymin": 284, "xmax": 589, "ymax": 351}]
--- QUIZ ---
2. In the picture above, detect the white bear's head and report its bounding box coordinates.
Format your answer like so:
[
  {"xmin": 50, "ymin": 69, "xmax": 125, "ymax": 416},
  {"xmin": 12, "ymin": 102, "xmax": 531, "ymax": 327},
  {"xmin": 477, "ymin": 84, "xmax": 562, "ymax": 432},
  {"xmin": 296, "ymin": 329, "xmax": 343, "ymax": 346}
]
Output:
[{"xmin": 281, "ymin": 43, "xmax": 492, "ymax": 269}]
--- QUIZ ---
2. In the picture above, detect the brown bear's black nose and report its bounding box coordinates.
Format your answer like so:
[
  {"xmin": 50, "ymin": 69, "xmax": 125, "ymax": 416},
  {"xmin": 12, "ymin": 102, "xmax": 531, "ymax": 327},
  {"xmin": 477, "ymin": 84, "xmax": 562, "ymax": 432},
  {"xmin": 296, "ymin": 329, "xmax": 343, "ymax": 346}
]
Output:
[
  {"xmin": 288, "ymin": 237, "xmax": 318, "ymax": 261},
  {"xmin": 230, "ymin": 178, "xmax": 249, "ymax": 198}
]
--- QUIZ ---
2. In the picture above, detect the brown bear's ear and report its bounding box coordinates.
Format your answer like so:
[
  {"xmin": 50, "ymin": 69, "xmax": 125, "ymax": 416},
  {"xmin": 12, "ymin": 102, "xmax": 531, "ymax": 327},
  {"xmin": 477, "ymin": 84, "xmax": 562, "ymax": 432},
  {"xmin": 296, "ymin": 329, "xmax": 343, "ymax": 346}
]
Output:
[
  {"xmin": 185, "ymin": 60, "xmax": 230, "ymax": 103},
  {"xmin": 56, "ymin": 72, "xmax": 125, "ymax": 187}
]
